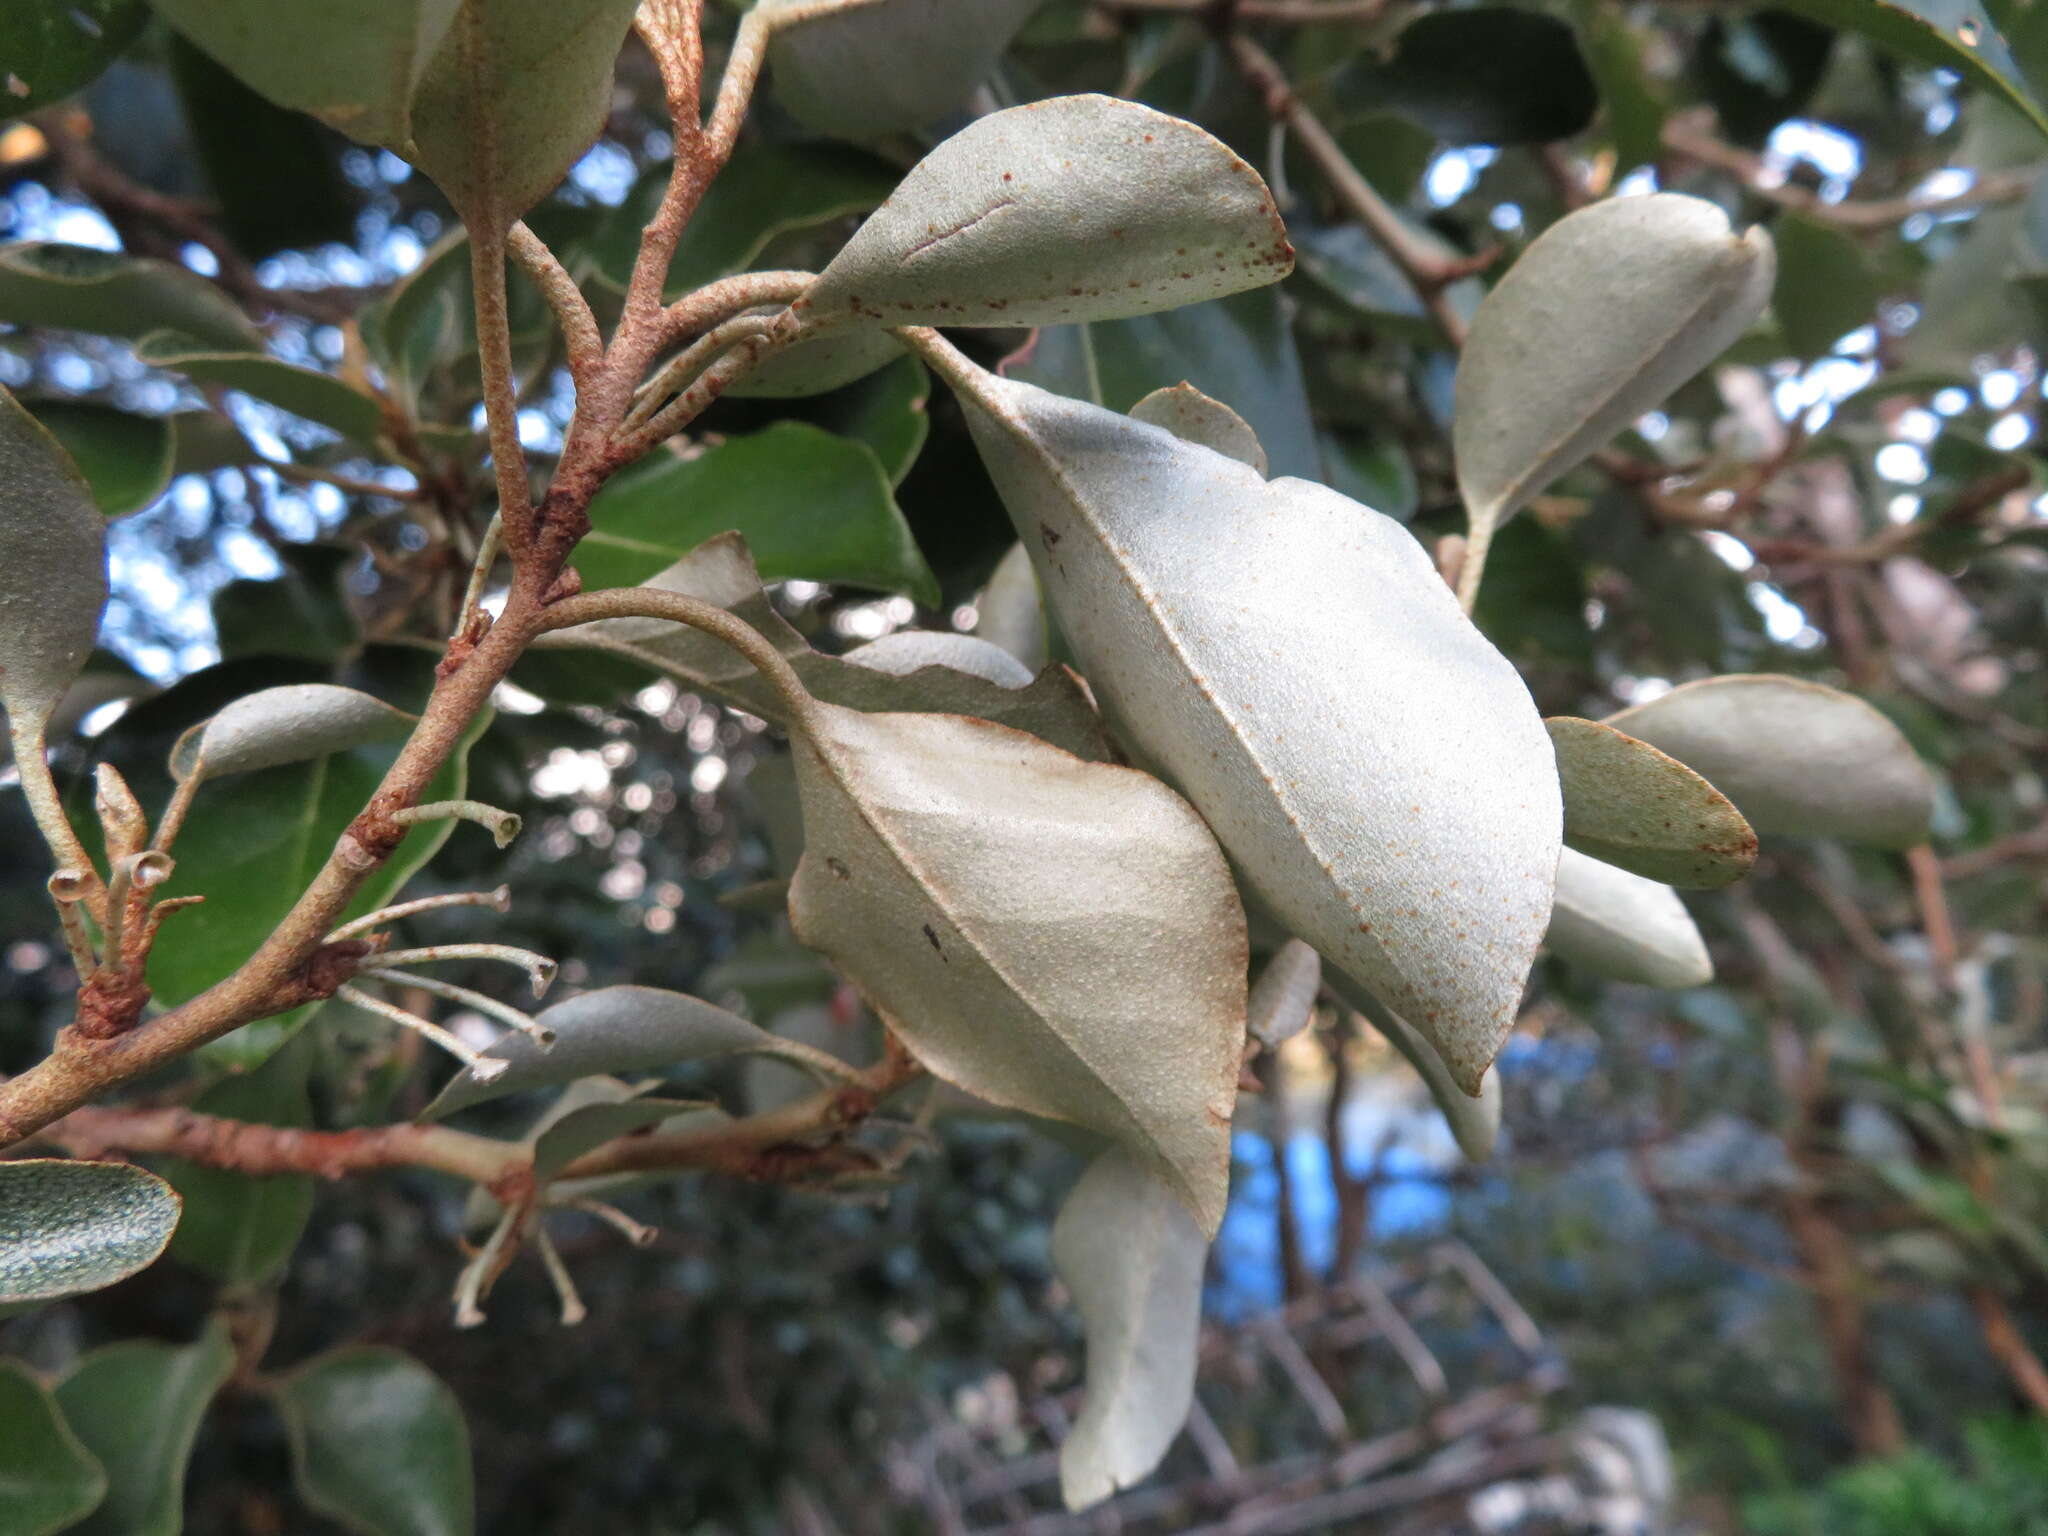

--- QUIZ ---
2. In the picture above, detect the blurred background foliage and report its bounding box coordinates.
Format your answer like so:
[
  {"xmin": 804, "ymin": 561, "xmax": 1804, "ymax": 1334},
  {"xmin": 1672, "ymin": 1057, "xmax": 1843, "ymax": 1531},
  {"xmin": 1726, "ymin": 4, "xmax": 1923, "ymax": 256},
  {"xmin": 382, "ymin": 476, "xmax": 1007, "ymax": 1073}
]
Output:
[{"xmin": 5, "ymin": 0, "xmax": 2048, "ymax": 1530}]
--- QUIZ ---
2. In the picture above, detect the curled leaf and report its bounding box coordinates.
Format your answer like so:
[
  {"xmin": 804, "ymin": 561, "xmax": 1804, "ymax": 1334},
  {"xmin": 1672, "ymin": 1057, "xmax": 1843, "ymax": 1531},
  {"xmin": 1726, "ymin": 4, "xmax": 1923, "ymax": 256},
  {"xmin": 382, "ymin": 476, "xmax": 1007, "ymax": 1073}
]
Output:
[
  {"xmin": 845, "ymin": 631, "xmax": 1034, "ymax": 689},
  {"xmin": 1129, "ymin": 382, "xmax": 1268, "ymax": 475},
  {"xmin": 1053, "ymin": 1146, "xmax": 1207, "ymax": 1511},
  {"xmin": 1547, "ymin": 847, "xmax": 1712, "ymax": 989},
  {"xmin": 425, "ymin": 984, "xmax": 830, "ymax": 1118},
  {"xmin": 1454, "ymin": 194, "xmax": 1773, "ymax": 544},
  {"xmin": 170, "ymin": 684, "xmax": 417, "ymax": 782},
  {"xmin": 0, "ymin": 1160, "xmax": 180, "ymax": 1307},
  {"xmin": 1548, "ymin": 716, "xmax": 1756, "ymax": 889},
  {"xmin": 788, "ymin": 701, "xmax": 1248, "ymax": 1233},
  {"xmin": 976, "ymin": 542, "xmax": 1049, "ymax": 671},
  {"xmin": 1323, "ymin": 962, "xmax": 1498, "ymax": 1163},
  {"xmin": 1605, "ymin": 674, "xmax": 1934, "ymax": 848},
  {"xmin": 1247, "ymin": 939, "xmax": 1320, "ymax": 1049},
  {"xmin": 0, "ymin": 386, "xmax": 107, "ymax": 732},
  {"xmin": 536, "ymin": 532, "xmax": 1108, "ymax": 759},
  {"xmin": 135, "ymin": 332, "xmax": 386, "ymax": 445},
  {"xmin": 727, "ymin": 327, "xmax": 903, "ymax": 399},
  {"xmin": 947, "ymin": 363, "xmax": 1559, "ymax": 1094},
  {"xmin": 802, "ymin": 95, "xmax": 1294, "ymax": 333},
  {"xmin": 0, "ymin": 243, "xmax": 264, "ymax": 351}
]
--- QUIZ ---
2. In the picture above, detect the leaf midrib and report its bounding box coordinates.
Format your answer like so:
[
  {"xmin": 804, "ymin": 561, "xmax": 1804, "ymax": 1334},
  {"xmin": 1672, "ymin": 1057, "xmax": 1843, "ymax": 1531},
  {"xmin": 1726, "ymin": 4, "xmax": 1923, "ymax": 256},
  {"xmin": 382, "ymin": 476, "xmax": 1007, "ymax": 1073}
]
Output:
[{"xmin": 805, "ymin": 724, "xmax": 1184, "ymax": 1200}]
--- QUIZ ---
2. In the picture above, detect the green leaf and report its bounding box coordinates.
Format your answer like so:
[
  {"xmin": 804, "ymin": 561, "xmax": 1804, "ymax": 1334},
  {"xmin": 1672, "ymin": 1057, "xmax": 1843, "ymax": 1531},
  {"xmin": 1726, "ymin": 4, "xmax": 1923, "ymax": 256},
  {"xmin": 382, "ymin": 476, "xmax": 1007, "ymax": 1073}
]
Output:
[
  {"xmin": 804, "ymin": 94, "xmax": 1293, "ymax": 333},
  {"xmin": 1773, "ymin": 211, "xmax": 1883, "ymax": 360},
  {"xmin": 161, "ymin": 1035, "xmax": 316, "ymax": 1285},
  {"xmin": 0, "ymin": 244, "xmax": 263, "ymax": 351},
  {"xmin": 1606, "ymin": 674, "xmax": 1936, "ymax": 848},
  {"xmin": 358, "ymin": 213, "xmax": 595, "ymax": 408},
  {"xmin": 593, "ymin": 141, "xmax": 902, "ymax": 296},
  {"xmin": 0, "ymin": 1161, "xmax": 179, "ymax": 1308},
  {"xmin": 576, "ymin": 422, "xmax": 938, "ymax": 603},
  {"xmin": 1052, "ymin": 1146, "xmax": 1207, "ymax": 1510},
  {"xmin": 0, "ymin": 0, "xmax": 147, "ymax": 119},
  {"xmin": 1471, "ymin": 516, "xmax": 1592, "ymax": 666},
  {"xmin": 152, "ymin": 0, "xmax": 461, "ymax": 153},
  {"xmin": 1576, "ymin": 4, "xmax": 1667, "ymax": 172},
  {"xmin": 1319, "ymin": 430, "xmax": 1418, "ymax": 522},
  {"xmin": 406, "ymin": 0, "xmax": 640, "ymax": 227},
  {"xmin": 424, "ymin": 984, "xmax": 828, "ymax": 1118},
  {"xmin": 946, "ymin": 359, "xmax": 1559, "ymax": 1095},
  {"xmin": 788, "ymin": 699, "xmax": 1249, "ymax": 1233},
  {"xmin": 1900, "ymin": 202, "xmax": 2038, "ymax": 372},
  {"xmin": 1771, "ymin": 0, "xmax": 2048, "ymax": 140},
  {"xmin": 1293, "ymin": 219, "xmax": 1484, "ymax": 349},
  {"xmin": 1129, "ymin": 382, "xmax": 1267, "ymax": 474},
  {"xmin": 19, "ymin": 400, "xmax": 173, "ymax": 517},
  {"xmin": 136, "ymin": 333, "xmax": 386, "ymax": 445},
  {"xmin": 1548, "ymin": 716, "xmax": 1758, "ymax": 889},
  {"xmin": 762, "ymin": 0, "xmax": 1045, "ymax": 141},
  {"xmin": 169, "ymin": 683, "xmax": 416, "ymax": 782},
  {"xmin": 1336, "ymin": 8, "xmax": 1598, "ymax": 145},
  {"xmin": 723, "ymin": 327, "xmax": 906, "ymax": 399},
  {"xmin": 167, "ymin": 33, "xmax": 359, "ymax": 262},
  {"xmin": 0, "ymin": 386, "xmax": 108, "ymax": 733},
  {"xmin": 1455, "ymin": 194, "xmax": 1775, "ymax": 556},
  {"xmin": 212, "ymin": 546, "xmax": 357, "ymax": 665},
  {"xmin": 358, "ymin": 230, "xmax": 473, "ymax": 400},
  {"xmin": 796, "ymin": 353, "xmax": 931, "ymax": 486},
  {"xmin": 1547, "ymin": 846, "xmax": 1712, "ymax": 988},
  {"xmin": 148, "ymin": 707, "xmax": 491, "ymax": 1068},
  {"xmin": 274, "ymin": 1346, "xmax": 473, "ymax": 1536},
  {"xmin": 0, "ymin": 1359, "xmax": 106, "ymax": 1536},
  {"xmin": 54, "ymin": 1322, "xmax": 233, "ymax": 1536},
  {"xmin": 1017, "ymin": 289, "xmax": 1323, "ymax": 480},
  {"xmin": 531, "ymin": 1095, "xmax": 713, "ymax": 1181}
]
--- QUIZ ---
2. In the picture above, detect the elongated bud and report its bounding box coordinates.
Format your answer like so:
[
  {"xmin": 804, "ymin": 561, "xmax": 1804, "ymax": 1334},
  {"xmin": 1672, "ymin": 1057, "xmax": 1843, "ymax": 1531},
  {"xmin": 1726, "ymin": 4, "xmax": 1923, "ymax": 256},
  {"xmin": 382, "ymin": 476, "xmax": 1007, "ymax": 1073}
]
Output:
[{"xmin": 94, "ymin": 764, "xmax": 149, "ymax": 862}]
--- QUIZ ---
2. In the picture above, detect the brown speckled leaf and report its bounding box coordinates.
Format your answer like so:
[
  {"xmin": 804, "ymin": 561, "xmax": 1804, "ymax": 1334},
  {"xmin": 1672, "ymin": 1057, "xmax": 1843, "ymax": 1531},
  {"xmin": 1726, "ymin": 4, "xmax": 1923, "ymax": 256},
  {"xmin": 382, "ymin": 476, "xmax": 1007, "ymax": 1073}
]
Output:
[
  {"xmin": 946, "ymin": 362, "xmax": 1560, "ymax": 1095},
  {"xmin": 787, "ymin": 702, "xmax": 1247, "ymax": 1233},
  {"xmin": 1548, "ymin": 716, "xmax": 1756, "ymax": 889},
  {"xmin": 1606, "ymin": 674, "xmax": 1935, "ymax": 849},
  {"xmin": 803, "ymin": 95, "xmax": 1294, "ymax": 333}
]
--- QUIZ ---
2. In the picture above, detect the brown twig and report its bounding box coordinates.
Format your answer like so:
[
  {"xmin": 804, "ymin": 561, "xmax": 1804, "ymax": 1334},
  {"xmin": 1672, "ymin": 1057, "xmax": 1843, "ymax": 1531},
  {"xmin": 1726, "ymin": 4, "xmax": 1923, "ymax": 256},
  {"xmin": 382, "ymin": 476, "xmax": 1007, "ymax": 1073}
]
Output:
[
  {"xmin": 31, "ymin": 1046, "xmax": 917, "ymax": 1198},
  {"xmin": 36, "ymin": 109, "xmax": 359, "ymax": 324},
  {"xmin": 1661, "ymin": 111, "xmax": 2041, "ymax": 231},
  {"xmin": 1101, "ymin": 0, "xmax": 1394, "ymax": 19},
  {"xmin": 1225, "ymin": 32, "xmax": 1470, "ymax": 349}
]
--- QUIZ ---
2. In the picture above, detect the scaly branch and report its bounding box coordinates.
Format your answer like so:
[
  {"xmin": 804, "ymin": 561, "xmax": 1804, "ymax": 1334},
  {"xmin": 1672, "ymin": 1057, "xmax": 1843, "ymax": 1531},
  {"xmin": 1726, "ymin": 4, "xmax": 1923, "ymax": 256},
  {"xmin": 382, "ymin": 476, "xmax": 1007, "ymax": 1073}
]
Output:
[
  {"xmin": 31, "ymin": 1049, "xmax": 921, "ymax": 1193},
  {"xmin": 1661, "ymin": 112, "xmax": 2041, "ymax": 230},
  {"xmin": 0, "ymin": 0, "xmax": 791, "ymax": 1151},
  {"xmin": 468, "ymin": 223, "xmax": 538, "ymax": 559},
  {"xmin": 1226, "ymin": 31, "xmax": 1474, "ymax": 349}
]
